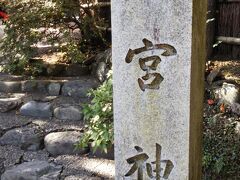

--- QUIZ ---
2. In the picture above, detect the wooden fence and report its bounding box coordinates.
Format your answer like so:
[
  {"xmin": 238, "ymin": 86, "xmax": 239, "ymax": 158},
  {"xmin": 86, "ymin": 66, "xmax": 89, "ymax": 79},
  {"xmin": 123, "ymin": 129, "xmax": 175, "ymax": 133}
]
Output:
[{"xmin": 207, "ymin": 0, "xmax": 240, "ymax": 59}]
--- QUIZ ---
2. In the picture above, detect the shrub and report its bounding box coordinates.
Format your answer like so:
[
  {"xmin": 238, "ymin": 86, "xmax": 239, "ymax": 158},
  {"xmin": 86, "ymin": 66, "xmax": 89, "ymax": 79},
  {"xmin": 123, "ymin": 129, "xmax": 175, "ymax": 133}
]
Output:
[
  {"xmin": 203, "ymin": 115, "xmax": 240, "ymax": 179},
  {"xmin": 0, "ymin": 0, "xmax": 109, "ymax": 74},
  {"xmin": 77, "ymin": 71, "xmax": 113, "ymax": 153}
]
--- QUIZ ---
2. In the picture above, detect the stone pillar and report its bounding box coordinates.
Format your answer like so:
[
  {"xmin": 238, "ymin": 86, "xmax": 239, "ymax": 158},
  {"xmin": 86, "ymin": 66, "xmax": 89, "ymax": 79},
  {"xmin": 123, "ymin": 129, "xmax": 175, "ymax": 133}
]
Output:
[{"xmin": 112, "ymin": 1, "xmax": 207, "ymax": 180}]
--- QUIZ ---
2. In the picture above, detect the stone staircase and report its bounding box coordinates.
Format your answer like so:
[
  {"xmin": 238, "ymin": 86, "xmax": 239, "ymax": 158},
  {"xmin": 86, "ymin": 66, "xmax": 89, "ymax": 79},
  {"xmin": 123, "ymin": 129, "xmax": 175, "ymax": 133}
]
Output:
[{"xmin": 0, "ymin": 73, "xmax": 114, "ymax": 180}]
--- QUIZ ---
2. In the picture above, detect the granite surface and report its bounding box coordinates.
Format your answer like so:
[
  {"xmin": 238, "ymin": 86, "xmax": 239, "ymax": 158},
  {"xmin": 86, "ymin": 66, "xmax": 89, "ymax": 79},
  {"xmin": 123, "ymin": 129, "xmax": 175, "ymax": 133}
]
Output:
[{"xmin": 112, "ymin": 0, "xmax": 207, "ymax": 179}]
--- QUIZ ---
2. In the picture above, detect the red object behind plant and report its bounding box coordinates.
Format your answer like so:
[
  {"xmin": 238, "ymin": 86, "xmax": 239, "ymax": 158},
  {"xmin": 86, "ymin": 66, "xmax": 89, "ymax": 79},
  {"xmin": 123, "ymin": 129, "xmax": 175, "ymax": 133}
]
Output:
[{"xmin": 0, "ymin": 11, "xmax": 8, "ymax": 21}]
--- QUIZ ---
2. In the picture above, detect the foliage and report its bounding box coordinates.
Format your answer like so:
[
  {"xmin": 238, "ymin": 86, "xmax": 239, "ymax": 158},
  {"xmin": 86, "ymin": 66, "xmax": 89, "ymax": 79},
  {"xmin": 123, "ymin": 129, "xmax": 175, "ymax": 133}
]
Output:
[
  {"xmin": 77, "ymin": 72, "xmax": 113, "ymax": 153},
  {"xmin": 0, "ymin": 0, "xmax": 109, "ymax": 74},
  {"xmin": 203, "ymin": 116, "xmax": 240, "ymax": 179}
]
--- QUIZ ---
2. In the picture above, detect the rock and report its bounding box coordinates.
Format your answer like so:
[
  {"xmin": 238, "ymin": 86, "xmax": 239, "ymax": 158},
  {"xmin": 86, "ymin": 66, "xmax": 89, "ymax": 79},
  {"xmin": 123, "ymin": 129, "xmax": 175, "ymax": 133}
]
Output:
[
  {"xmin": 54, "ymin": 106, "xmax": 83, "ymax": 121},
  {"xmin": 62, "ymin": 80, "xmax": 98, "ymax": 98},
  {"xmin": 0, "ymin": 81, "xmax": 21, "ymax": 93},
  {"xmin": 95, "ymin": 49, "xmax": 112, "ymax": 65},
  {"xmin": 22, "ymin": 81, "xmax": 37, "ymax": 92},
  {"xmin": 95, "ymin": 62, "xmax": 109, "ymax": 83},
  {"xmin": 214, "ymin": 83, "xmax": 240, "ymax": 105},
  {"xmin": 1, "ymin": 161, "xmax": 62, "ymax": 180},
  {"xmin": 48, "ymin": 83, "xmax": 61, "ymax": 96},
  {"xmin": 0, "ymin": 97, "xmax": 21, "ymax": 113},
  {"xmin": 44, "ymin": 131, "xmax": 88, "ymax": 156},
  {"xmin": 20, "ymin": 101, "xmax": 52, "ymax": 118},
  {"xmin": 231, "ymin": 103, "xmax": 240, "ymax": 116},
  {"xmin": 207, "ymin": 69, "xmax": 221, "ymax": 85},
  {"xmin": 0, "ymin": 125, "xmax": 44, "ymax": 151},
  {"xmin": 91, "ymin": 49, "xmax": 112, "ymax": 82}
]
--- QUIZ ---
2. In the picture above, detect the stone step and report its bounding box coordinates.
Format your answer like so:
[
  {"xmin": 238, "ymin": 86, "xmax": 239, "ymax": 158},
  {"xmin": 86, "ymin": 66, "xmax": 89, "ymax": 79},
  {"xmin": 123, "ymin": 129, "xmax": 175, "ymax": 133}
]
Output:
[
  {"xmin": 0, "ymin": 59, "xmax": 91, "ymax": 76},
  {"xmin": 1, "ymin": 160, "xmax": 63, "ymax": 180},
  {"xmin": 0, "ymin": 73, "xmax": 24, "ymax": 81},
  {"xmin": 0, "ymin": 91, "xmax": 90, "ymax": 118},
  {"xmin": 0, "ymin": 76, "xmax": 99, "ymax": 97},
  {"xmin": 0, "ymin": 73, "xmax": 94, "ymax": 81},
  {"xmin": 27, "ymin": 63, "xmax": 91, "ymax": 77}
]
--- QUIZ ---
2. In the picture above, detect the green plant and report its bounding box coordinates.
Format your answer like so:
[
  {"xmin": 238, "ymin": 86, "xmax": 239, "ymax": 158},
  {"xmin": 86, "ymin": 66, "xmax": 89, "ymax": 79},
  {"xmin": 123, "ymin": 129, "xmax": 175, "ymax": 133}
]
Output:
[
  {"xmin": 24, "ymin": 61, "xmax": 45, "ymax": 76},
  {"xmin": 0, "ymin": 0, "xmax": 109, "ymax": 74},
  {"xmin": 203, "ymin": 116, "xmax": 240, "ymax": 179},
  {"xmin": 62, "ymin": 41, "xmax": 86, "ymax": 64},
  {"xmin": 77, "ymin": 71, "xmax": 113, "ymax": 153}
]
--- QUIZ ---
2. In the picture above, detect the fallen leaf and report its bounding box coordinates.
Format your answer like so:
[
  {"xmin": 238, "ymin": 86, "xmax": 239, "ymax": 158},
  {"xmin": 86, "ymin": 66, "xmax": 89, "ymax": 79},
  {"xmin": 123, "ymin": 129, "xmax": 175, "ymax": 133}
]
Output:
[
  {"xmin": 208, "ymin": 99, "xmax": 215, "ymax": 105},
  {"xmin": 220, "ymin": 103, "xmax": 225, "ymax": 113}
]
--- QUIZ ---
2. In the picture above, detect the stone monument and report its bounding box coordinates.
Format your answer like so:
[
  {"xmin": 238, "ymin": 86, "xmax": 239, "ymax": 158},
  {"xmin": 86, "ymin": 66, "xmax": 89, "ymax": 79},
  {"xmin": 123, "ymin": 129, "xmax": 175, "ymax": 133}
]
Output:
[{"xmin": 112, "ymin": 0, "xmax": 207, "ymax": 179}]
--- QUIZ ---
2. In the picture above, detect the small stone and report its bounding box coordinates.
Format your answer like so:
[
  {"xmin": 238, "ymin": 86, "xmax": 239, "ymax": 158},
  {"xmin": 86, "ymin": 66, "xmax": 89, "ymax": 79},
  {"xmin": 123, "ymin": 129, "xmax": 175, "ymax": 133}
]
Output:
[
  {"xmin": 48, "ymin": 83, "xmax": 61, "ymax": 96},
  {"xmin": 62, "ymin": 80, "xmax": 98, "ymax": 98},
  {"xmin": 91, "ymin": 49, "xmax": 112, "ymax": 82},
  {"xmin": 95, "ymin": 48, "xmax": 112, "ymax": 65},
  {"xmin": 96, "ymin": 62, "xmax": 108, "ymax": 83},
  {"xmin": 214, "ymin": 83, "xmax": 240, "ymax": 105},
  {"xmin": 231, "ymin": 103, "xmax": 240, "ymax": 116},
  {"xmin": 0, "ymin": 125, "xmax": 44, "ymax": 151},
  {"xmin": 207, "ymin": 69, "xmax": 221, "ymax": 85},
  {"xmin": 1, "ymin": 161, "xmax": 62, "ymax": 180},
  {"xmin": 54, "ymin": 106, "xmax": 83, "ymax": 121},
  {"xmin": 20, "ymin": 101, "xmax": 52, "ymax": 118},
  {"xmin": 44, "ymin": 131, "xmax": 88, "ymax": 156}
]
